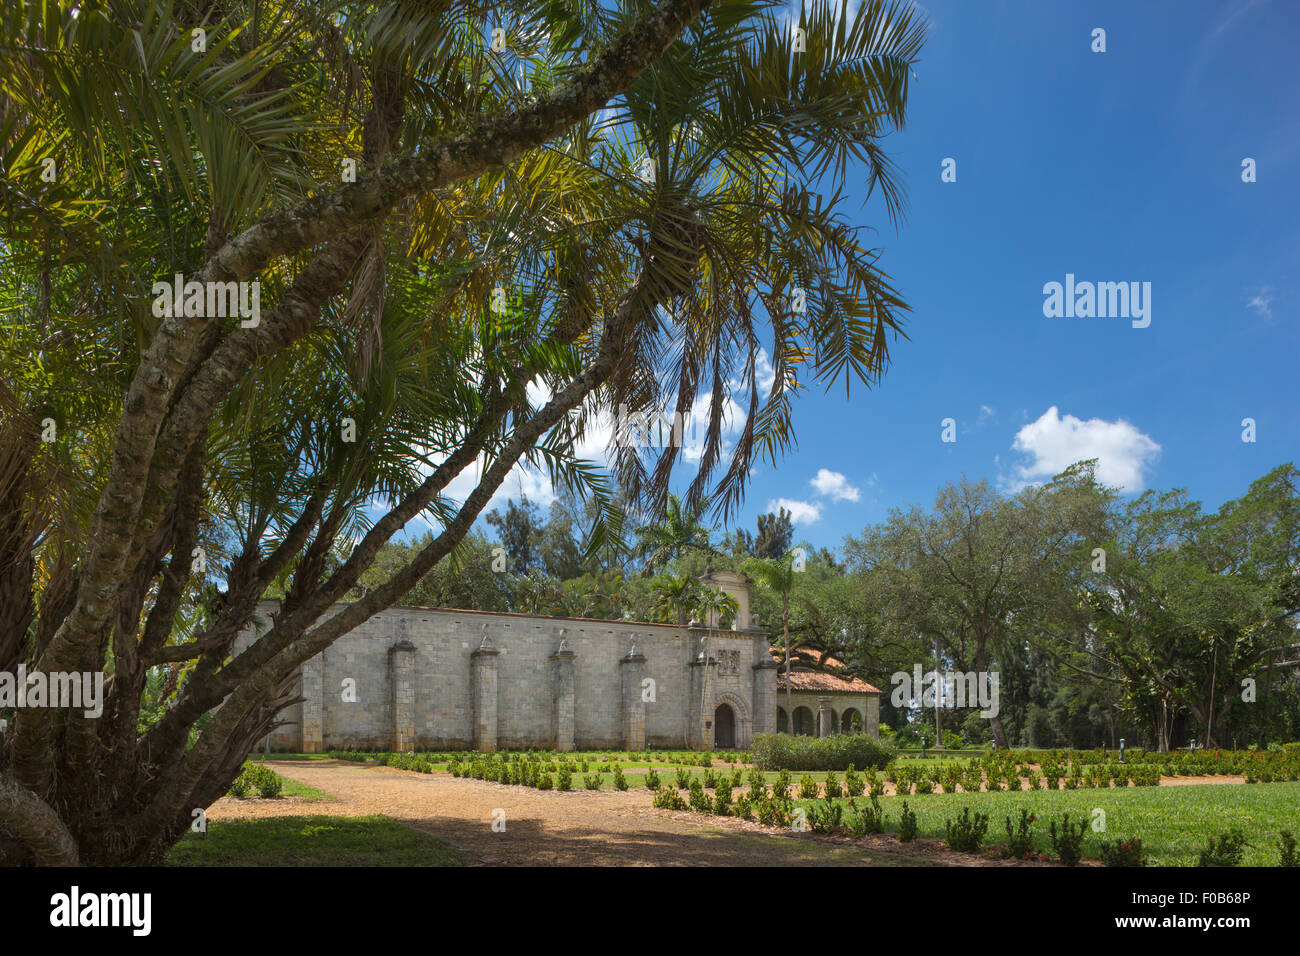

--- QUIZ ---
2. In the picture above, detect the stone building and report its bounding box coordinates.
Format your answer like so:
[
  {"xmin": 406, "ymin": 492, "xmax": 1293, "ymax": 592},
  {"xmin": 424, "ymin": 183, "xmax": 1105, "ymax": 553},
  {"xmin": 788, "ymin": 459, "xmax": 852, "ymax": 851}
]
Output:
[
  {"xmin": 239, "ymin": 570, "xmax": 880, "ymax": 752},
  {"xmin": 775, "ymin": 649, "xmax": 881, "ymax": 738}
]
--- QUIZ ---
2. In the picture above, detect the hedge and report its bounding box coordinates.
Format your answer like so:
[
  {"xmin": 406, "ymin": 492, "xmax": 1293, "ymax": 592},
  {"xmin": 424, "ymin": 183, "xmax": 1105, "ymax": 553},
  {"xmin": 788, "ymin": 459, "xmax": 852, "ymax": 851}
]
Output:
[{"xmin": 751, "ymin": 733, "xmax": 896, "ymax": 771}]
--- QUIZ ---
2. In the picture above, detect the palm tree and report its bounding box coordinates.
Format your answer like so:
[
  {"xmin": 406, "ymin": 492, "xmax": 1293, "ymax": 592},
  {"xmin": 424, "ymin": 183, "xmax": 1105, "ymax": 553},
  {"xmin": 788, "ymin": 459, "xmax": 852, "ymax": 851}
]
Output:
[
  {"xmin": 0, "ymin": 0, "xmax": 924, "ymax": 863},
  {"xmin": 695, "ymin": 584, "xmax": 740, "ymax": 630},
  {"xmin": 651, "ymin": 571, "xmax": 702, "ymax": 624},
  {"xmin": 745, "ymin": 553, "xmax": 800, "ymax": 729},
  {"xmin": 635, "ymin": 494, "xmax": 714, "ymax": 572}
]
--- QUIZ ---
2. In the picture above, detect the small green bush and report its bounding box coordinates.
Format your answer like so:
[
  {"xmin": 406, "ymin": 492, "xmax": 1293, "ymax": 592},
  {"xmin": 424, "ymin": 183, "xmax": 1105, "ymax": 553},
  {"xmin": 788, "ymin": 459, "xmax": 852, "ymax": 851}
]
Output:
[
  {"xmin": 1099, "ymin": 837, "xmax": 1147, "ymax": 867},
  {"xmin": 944, "ymin": 808, "xmax": 990, "ymax": 852},
  {"xmin": 688, "ymin": 779, "xmax": 712, "ymax": 813},
  {"xmin": 798, "ymin": 774, "xmax": 819, "ymax": 800},
  {"xmin": 1001, "ymin": 809, "xmax": 1036, "ymax": 859},
  {"xmin": 846, "ymin": 794, "xmax": 885, "ymax": 835},
  {"xmin": 1280, "ymin": 830, "xmax": 1298, "ymax": 867},
  {"xmin": 652, "ymin": 786, "xmax": 687, "ymax": 811},
  {"xmin": 713, "ymin": 779, "xmax": 733, "ymax": 815},
  {"xmin": 1049, "ymin": 814, "xmax": 1088, "ymax": 866},
  {"xmin": 898, "ymin": 802, "xmax": 918, "ymax": 842},
  {"xmin": 808, "ymin": 801, "xmax": 842, "ymax": 833},
  {"xmin": 1197, "ymin": 829, "xmax": 1247, "ymax": 867}
]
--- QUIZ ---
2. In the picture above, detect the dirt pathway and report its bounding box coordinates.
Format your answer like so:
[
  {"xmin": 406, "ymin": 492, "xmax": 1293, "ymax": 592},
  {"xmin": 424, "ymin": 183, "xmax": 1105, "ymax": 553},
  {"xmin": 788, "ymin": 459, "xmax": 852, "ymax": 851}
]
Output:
[{"xmin": 206, "ymin": 759, "xmax": 947, "ymax": 867}]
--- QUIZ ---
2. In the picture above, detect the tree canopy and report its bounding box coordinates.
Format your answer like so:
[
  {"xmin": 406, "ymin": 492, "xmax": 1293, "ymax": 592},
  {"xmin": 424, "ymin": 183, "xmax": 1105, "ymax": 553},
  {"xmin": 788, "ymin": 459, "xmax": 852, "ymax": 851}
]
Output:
[{"xmin": 0, "ymin": 0, "xmax": 926, "ymax": 864}]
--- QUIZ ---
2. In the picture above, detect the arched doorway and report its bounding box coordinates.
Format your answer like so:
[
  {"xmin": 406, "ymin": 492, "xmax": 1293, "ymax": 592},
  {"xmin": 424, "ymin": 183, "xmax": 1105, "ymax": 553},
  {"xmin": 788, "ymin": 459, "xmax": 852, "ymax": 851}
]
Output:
[
  {"xmin": 841, "ymin": 708, "xmax": 863, "ymax": 733},
  {"xmin": 792, "ymin": 706, "xmax": 815, "ymax": 736},
  {"xmin": 714, "ymin": 703, "xmax": 736, "ymax": 748},
  {"xmin": 776, "ymin": 706, "xmax": 789, "ymax": 733}
]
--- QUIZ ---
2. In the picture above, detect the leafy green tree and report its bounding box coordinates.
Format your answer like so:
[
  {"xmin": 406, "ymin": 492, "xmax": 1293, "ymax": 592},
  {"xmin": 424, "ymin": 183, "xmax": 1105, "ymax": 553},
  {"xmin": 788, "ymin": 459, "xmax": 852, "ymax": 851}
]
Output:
[
  {"xmin": 754, "ymin": 507, "xmax": 794, "ymax": 559},
  {"xmin": 745, "ymin": 552, "xmax": 800, "ymax": 724},
  {"xmin": 485, "ymin": 497, "xmax": 544, "ymax": 575},
  {"xmin": 0, "ymin": 0, "xmax": 923, "ymax": 864},
  {"xmin": 635, "ymin": 493, "xmax": 714, "ymax": 571},
  {"xmin": 846, "ymin": 463, "xmax": 1106, "ymax": 747}
]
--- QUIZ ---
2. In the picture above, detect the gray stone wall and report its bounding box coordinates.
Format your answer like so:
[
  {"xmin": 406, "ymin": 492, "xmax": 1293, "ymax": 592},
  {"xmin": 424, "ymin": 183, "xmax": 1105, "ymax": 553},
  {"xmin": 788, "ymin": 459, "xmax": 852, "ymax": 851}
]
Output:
[{"xmin": 235, "ymin": 601, "xmax": 783, "ymax": 752}]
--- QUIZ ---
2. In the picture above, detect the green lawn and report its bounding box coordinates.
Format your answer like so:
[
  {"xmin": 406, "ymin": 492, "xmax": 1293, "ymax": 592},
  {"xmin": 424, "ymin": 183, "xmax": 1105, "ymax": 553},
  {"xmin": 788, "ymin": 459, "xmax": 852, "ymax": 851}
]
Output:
[
  {"xmin": 277, "ymin": 776, "xmax": 332, "ymax": 801},
  {"xmin": 794, "ymin": 781, "xmax": 1300, "ymax": 866},
  {"xmin": 167, "ymin": 815, "xmax": 467, "ymax": 866}
]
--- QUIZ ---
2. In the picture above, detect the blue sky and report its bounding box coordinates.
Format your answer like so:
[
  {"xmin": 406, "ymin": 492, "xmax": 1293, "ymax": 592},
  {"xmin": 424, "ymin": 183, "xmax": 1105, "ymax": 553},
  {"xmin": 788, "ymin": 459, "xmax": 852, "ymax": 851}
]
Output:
[
  {"xmin": 729, "ymin": 0, "xmax": 1300, "ymax": 550},
  {"xmin": 434, "ymin": 0, "xmax": 1298, "ymax": 555}
]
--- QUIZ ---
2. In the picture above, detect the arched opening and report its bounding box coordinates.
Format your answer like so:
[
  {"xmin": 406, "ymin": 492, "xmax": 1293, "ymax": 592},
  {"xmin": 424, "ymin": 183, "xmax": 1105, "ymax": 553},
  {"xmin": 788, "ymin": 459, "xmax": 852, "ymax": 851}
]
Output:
[
  {"xmin": 841, "ymin": 708, "xmax": 863, "ymax": 733},
  {"xmin": 776, "ymin": 706, "xmax": 789, "ymax": 733},
  {"xmin": 829, "ymin": 709, "xmax": 839, "ymax": 736},
  {"xmin": 714, "ymin": 703, "xmax": 736, "ymax": 749},
  {"xmin": 792, "ymin": 706, "xmax": 815, "ymax": 736}
]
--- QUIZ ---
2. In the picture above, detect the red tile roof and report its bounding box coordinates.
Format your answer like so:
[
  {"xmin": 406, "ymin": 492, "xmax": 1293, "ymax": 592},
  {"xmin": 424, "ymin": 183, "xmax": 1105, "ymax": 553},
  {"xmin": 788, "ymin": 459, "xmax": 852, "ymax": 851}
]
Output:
[{"xmin": 771, "ymin": 647, "xmax": 880, "ymax": 693}]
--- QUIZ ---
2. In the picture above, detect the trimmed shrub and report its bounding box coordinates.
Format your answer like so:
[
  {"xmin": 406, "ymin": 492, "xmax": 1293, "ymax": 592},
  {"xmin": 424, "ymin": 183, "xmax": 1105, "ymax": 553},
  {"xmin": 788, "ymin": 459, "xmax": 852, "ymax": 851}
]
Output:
[
  {"xmin": 1279, "ymin": 830, "xmax": 1298, "ymax": 867},
  {"xmin": 1197, "ymin": 829, "xmax": 1247, "ymax": 867},
  {"xmin": 798, "ymin": 774, "xmax": 819, "ymax": 800},
  {"xmin": 1001, "ymin": 809, "xmax": 1037, "ymax": 859},
  {"xmin": 751, "ymin": 733, "xmax": 896, "ymax": 771},
  {"xmin": 898, "ymin": 802, "xmax": 918, "ymax": 842},
  {"xmin": 944, "ymin": 808, "xmax": 990, "ymax": 852},
  {"xmin": 652, "ymin": 786, "xmax": 687, "ymax": 811},
  {"xmin": 1050, "ymin": 814, "xmax": 1088, "ymax": 866},
  {"xmin": 809, "ymin": 801, "xmax": 842, "ymax": 833},
  {"xmin": 1099, "ymin": 837, "xmax": 1147, "ymax": 867},
  {"xmin": 713, "ymin": 779, "xmax": 733, "ymax": 815},
  {"xmin": 846, "ymin": 794, "xmax": 885, "ymax": 835}
]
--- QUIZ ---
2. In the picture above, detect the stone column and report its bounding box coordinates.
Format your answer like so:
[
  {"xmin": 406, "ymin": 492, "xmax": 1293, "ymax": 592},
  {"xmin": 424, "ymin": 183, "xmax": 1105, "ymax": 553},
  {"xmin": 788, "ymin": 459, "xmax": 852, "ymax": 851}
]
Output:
[
  {"xmin": 687, "ymin": 635, "xmax": 715, "ymax": 750},
  {"xmin": 751, "ymin": 651, "xmax": 779, "ymax": 738},
  {"xmin": 471, "ymin": 625, "xmax": 500, "ymax": 752},
  {"xmin": 818, "ymin": 696, "xmax": 833, "ymax": 738},
  {"xmin": 389, "ymin": 638, "xmax": 416, "ymax": 752},
  {"xmin": 620, "ymin": 640, "xmax": 647, "ymax": 752},
  {"xmin": 300, "ymin": 653, "xmax": 324, "ymax": 753},
  {"xmin": 866, "ymin": 695, "xmax": 881, "ymax": 738},
  {"xmin": 551, "ymin": 629, "xmax": 576, "ymax": 752}
]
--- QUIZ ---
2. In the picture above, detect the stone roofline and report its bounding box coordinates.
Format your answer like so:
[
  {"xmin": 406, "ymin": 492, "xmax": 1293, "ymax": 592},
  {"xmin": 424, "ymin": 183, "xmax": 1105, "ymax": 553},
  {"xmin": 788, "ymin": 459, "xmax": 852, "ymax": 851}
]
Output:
[{"xmin": 253, "ymin": 598, "xmax": 769, "ymax": 634}]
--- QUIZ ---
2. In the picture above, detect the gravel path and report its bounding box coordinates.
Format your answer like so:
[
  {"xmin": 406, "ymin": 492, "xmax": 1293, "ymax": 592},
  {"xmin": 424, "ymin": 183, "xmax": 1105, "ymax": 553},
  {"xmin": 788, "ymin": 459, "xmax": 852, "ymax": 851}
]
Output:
[{"xmin": 206, "ymin": 759, "xmax": 946, "ymax": 867}]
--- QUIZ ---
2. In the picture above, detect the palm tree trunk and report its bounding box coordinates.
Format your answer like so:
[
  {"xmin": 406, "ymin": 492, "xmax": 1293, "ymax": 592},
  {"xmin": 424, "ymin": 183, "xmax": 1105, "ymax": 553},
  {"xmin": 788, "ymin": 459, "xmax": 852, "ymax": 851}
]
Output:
[{"xmin": 783, "ymin": 593, "xmax": 791, "ymax": 732}]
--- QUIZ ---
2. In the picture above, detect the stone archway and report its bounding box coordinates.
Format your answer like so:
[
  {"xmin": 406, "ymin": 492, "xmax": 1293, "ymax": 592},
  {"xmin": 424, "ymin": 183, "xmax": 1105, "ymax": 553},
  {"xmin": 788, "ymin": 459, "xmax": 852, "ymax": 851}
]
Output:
[
  {"xmin": 712, "ymin": 691, "xmax": 751, "ymax": 748},
  {"xmin": 792, "ymin": 706, "xmax": 815, "ymax": 736},
  {"xmin": 776, "ymin": 706, "xmax": 788, "ymax": 733},
  {"xmin": 841, "ymin": 708, "xmax": 863, "ymax": 733},
  {"xmin": 714, "ymin": 703, "xmax": 735, "ymax": 748}
]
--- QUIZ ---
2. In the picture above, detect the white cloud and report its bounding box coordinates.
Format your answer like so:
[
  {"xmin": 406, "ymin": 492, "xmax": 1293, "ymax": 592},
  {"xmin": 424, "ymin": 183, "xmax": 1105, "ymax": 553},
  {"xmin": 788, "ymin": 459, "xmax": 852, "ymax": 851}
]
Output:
[
  {"xmin": 753, "ymin": 348, "xmax": 777, "ymax": 394},
  {"xmin": 767, "ymin": 497, "xmax": 822, "ymax": 524},
  {"xmin": 1010, "ymin": 406, "xmax": 1161, "ymax": 492},
  {"xmin": 809, "ymin": 468, "xmax": 860, "ymax": 502},
  {"xmin": 1246, "ymin": 286, "xmax": 1275, "ymax": 320}
]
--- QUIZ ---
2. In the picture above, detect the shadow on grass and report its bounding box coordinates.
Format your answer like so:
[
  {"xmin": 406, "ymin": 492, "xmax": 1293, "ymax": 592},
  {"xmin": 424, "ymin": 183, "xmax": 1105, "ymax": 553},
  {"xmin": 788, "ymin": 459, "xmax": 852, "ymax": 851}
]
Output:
[{"xmin": 167, "ymin": 815, "xmax": 467, "ymax": 866}]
